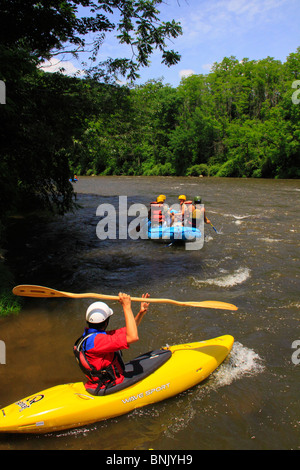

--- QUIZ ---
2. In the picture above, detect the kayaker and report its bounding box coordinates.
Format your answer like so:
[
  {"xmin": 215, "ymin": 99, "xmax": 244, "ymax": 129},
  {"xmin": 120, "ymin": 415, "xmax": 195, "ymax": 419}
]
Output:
[
  {"xmin": 191, "ymin": 196, "xmax": 211, "ymax": 227},
  {"xmin": 74, "ymin": 292, "xmax": 150, "ymax": 395}
]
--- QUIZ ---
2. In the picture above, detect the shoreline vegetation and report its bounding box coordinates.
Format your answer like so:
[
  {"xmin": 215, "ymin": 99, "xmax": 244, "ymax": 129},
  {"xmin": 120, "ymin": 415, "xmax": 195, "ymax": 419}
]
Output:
[
  {"xmin": 0, "ymin": 257, "xmax": 22, "ymax": 317},
  {"xmin": 0, "ymin": 211, "xmax": 54, "ymax": 317},
  {"xmin": 69, "ymin": 50, "xmax": 300, "ymax": 181}
]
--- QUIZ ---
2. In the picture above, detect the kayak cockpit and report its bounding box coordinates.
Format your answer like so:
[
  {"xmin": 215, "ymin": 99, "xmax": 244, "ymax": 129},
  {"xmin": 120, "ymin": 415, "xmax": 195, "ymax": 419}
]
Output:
[{"xmin": 87, "ymin": 348, "xmax": 172, "ymax": 396}]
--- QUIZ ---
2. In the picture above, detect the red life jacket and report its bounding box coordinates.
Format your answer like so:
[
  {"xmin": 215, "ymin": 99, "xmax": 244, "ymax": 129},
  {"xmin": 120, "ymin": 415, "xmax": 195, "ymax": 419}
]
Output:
[
  {"xmin": 175, "ymin": 200, "xmax": 193, "ymax": 224},
  {"xmin": 183, "ymin": 201, "xmax": 193, "ymax": 223},
  {"xmin": 149, "ymin": 202, "xmax": 165, "ymax": 224},
  {"xmin": 73, "ymin": 333, "xmax": 125, "ymax": 394}
]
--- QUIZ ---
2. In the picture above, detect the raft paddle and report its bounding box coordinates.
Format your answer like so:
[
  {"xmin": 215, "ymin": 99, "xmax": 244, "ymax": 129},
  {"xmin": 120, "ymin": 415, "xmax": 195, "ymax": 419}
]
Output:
[
  {"xmin": 13, "ymin": 285, "xmax": 238, "ymax": 311},
  {"xmin": 209, "ymin": 222, "xmax": 218, "ymax": 233}
]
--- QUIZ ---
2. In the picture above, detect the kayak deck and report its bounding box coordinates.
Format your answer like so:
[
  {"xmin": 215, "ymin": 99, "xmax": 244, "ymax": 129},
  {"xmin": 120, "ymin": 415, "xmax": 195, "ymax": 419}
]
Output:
[{"xmin": 0, "ymin": 335, "xmax": 234, "ymax": 434}]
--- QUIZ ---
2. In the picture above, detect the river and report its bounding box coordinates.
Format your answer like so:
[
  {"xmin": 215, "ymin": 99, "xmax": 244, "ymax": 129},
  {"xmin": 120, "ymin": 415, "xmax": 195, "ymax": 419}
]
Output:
[{"xmin": 0, "ymin": 176, "xmax": 299, "ymax": 450}]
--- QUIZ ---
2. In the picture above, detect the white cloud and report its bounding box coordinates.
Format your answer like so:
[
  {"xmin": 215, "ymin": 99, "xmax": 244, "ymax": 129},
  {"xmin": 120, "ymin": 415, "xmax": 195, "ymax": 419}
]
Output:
[
  {"xmin": 179, "ymin": 69, "xmax": 195, "ymax": 79},
  {"xmin": 202, "ymin": 63, "xmax": 213, "ymax": 72},
  {"xmin": 38, "ymin": 58, "xmax": 84, "ymax": 77},
  {"xmin": 178, "ymin": 0, "xmax": 289, "ymax": 44},
  {"xmin": 226, "ymin": 0, "xmax": 286, "ymax": 17}
]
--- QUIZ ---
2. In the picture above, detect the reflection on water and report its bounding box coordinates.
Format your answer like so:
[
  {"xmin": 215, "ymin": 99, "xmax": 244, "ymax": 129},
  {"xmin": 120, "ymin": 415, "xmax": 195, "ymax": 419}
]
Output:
[{"xmin": 0, "ymin": 176, "xmax": 299, "ymax": 450}]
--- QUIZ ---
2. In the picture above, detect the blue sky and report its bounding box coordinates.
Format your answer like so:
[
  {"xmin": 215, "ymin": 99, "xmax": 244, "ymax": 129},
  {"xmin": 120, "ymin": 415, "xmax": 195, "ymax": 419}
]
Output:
[{"xmin": 41, "ymin": 0, "xmax": 299, "ymax": 87}]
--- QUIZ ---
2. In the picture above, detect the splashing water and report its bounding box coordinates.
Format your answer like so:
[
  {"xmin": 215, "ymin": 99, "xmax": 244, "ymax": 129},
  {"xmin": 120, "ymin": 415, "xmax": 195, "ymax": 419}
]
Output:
[
  {"xmin": 211, "ymin": 341, "xmax": 265, "ymax": 389},
  {"xmin": 192, "ymin": 267, "xmax": 251, "ymax": 288},
  {"xmin": 160, "ymin": 342, "xmax": 265, "ymax": 439}
]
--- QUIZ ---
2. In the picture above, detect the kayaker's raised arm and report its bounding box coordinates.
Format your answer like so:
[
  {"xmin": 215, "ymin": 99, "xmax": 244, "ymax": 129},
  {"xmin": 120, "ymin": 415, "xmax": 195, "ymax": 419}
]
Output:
[
  {"xmin": 134, "ymin": 293, "xmax": 150, "ymax": 326},
  {"xmin": 118, "ymin": 292, "xmax": 139, "ymax": 344}
]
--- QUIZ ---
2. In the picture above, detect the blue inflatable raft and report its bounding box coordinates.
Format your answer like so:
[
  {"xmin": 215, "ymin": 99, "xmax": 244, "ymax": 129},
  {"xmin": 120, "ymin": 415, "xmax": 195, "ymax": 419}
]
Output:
[{"xmin": 147, "ymin": 221, "xmax": 201, "ymax": 243}]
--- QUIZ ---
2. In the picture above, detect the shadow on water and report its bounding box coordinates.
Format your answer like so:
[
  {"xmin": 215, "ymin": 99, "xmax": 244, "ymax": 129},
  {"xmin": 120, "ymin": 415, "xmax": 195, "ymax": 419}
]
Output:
[{"xmin": 5, "ymin": 193, "xmax": 209, "ymax": 295}]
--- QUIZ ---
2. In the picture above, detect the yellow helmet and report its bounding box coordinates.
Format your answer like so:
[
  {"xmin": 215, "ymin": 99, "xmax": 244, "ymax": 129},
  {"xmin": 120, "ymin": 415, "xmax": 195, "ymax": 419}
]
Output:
[
  {"xmin": 178, "ymin": 195, "xmax": 186, "ymax": 201},
  {"xmin": 156, "ymin": 195, "xmax": 165, "ymax": 203},
  {"xmin": 157, "ymin": 194, "xmax": 166, "ymax": 201}
]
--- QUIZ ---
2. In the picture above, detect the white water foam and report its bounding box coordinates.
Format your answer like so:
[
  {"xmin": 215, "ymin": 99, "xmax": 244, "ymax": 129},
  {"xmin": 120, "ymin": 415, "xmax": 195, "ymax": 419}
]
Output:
[
  {"xmin": 232, "ymin": 215, "xmax": 254, "ymax": 220},
  {"xmin": 193, "ymin": 267, "xmax": 251, "ymax": 288},
  {"xmin": 258, "ymin": 237, "xmax": 283, "ymax": 243},
  {"xmin": 221, "ymin": 213, "xmax": 256, "ymax": 220},
  {"xmin": 218, "ymin": 213, "xmax": 257, "ymax": 225},
  {"xmin": 163, "ymin": 342, "xmax": 265, "ymax": 438},
  {"xmin": 211, "ymin": 342, "xmax": 265, "ymax": 390}
]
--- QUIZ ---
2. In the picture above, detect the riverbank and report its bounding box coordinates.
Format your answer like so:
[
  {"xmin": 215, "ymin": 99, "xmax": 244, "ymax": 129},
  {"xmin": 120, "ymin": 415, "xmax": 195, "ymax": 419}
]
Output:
[
  {"xmin": 0, "ymin": 259, "xmax": 22, "ymax": 316},
  {"xmin": 0, "ymin": 211, "xmax": 52, "ymax": 317}
]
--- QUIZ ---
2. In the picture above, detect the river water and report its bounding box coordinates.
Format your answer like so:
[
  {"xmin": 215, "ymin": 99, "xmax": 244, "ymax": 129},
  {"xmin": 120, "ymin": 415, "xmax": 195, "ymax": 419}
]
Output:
[{"xmin": 0, "ymin": 176, "xmax": 299, "ymax": 450}]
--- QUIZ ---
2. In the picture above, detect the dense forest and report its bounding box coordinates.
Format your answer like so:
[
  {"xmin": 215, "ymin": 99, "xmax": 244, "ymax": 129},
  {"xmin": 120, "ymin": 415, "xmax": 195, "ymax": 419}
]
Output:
[
  {"xmin": 0, "ymin": 1, "xmax": 299, "ymax": 313},
  {"xmin": 70, "ymin": 51, "xmax": 300, "ymax": 180}
]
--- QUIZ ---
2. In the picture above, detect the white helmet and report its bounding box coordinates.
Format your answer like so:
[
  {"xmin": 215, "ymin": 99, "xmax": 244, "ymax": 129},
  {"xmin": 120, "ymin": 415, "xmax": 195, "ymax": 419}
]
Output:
[{"xmin": 86, "ymin": 302, "xmax": 113, "ymax": 324}]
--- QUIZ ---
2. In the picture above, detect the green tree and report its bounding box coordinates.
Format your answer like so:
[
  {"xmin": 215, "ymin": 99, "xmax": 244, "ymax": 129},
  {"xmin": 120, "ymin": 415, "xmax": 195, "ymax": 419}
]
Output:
[
  {"xmin": 0, "ymin": 0, "xmax": 182, "ymax": 226},
  {"xmin": 0, "ymin": 0, "xmax": 182, "ymax": 81}
]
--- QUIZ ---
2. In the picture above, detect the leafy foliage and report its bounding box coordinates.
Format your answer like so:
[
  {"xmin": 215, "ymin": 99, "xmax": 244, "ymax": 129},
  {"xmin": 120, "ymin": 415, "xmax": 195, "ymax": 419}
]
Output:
[
  {"xmin": 0, "ymin": 0, "xmax": 182, "ymax": 244},
  {"xmin": 71, "ymin": 49, "xmax": 300, "ymax": 179}
]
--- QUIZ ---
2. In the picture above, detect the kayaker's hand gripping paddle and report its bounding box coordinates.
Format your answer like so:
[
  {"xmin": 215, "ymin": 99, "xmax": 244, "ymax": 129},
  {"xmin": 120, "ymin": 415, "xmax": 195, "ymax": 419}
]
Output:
[{"xmin": 13, "ymin": 285, "xmax": 238, "ymax": 311}]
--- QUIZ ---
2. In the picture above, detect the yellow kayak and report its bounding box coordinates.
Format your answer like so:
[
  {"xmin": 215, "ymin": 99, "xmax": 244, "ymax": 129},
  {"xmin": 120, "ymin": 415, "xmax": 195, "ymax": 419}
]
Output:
[{"xmin": 0, "ymin": 335, "xmax": 234, "ymax": 434}]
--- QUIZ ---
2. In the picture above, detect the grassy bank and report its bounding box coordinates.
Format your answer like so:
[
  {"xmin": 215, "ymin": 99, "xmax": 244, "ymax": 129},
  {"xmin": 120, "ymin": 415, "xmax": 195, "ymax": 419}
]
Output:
[{"xmin": 0, "ymin": 259, "xmax": 22, "ymax": 316}]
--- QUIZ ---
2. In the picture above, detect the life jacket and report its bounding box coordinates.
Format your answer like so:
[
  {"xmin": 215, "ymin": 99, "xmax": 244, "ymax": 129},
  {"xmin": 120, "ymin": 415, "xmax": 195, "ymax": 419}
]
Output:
[
  {"xmin": 184, "ymin": 201, "xmax": 194, "ymax": 225},
  {"xmin": 191, "ymin": 204, "xmax": 205, "ymax": 227},
  {"xmin": 149, "ymin": 202, "xmax": 165, "ymax": 224},
  {"xmin": 73, "ymin": 332, "xmax": 125, "ymax": 394},
  {"xmin": 176, "ymin": 200, "xmax": 193, "ymax": 225}
]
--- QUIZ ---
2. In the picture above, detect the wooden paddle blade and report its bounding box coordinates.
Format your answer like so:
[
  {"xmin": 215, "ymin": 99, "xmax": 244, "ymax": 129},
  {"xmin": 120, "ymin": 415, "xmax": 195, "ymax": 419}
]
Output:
[
  {"xmin": 184, "ymin": 301, "xmax": 238, "ymax": 311},
  {"xmin": 12, "ymin": 285, "xmax": 121, "ymax": 301},
  {"xmin": 12, "ymin": 285, "xmax": 67, "ymax": 298}
]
